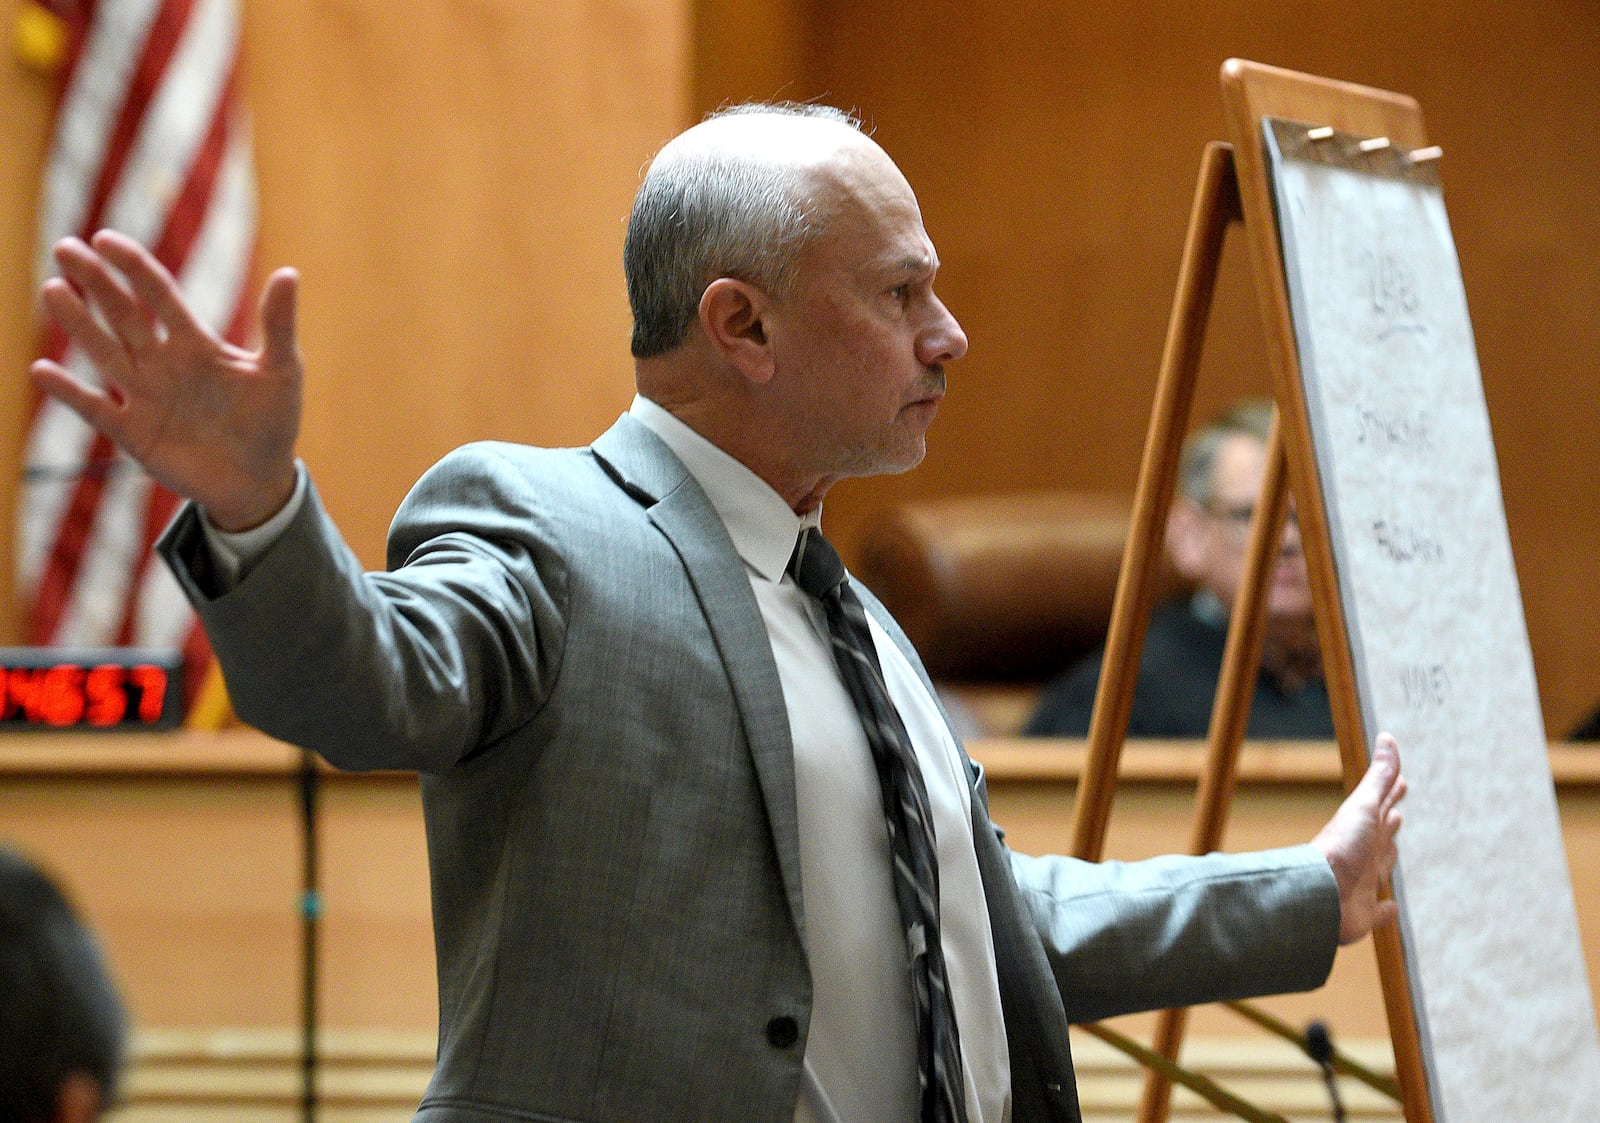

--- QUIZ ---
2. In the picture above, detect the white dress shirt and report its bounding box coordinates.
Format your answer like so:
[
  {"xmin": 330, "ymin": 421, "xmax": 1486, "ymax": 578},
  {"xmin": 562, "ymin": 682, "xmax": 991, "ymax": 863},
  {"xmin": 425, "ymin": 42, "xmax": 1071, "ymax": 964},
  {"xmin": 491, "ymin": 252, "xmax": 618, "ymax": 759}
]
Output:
[{"xmin": 629, "ymin": 397, "xmax": 1010, "ymax": 1123}]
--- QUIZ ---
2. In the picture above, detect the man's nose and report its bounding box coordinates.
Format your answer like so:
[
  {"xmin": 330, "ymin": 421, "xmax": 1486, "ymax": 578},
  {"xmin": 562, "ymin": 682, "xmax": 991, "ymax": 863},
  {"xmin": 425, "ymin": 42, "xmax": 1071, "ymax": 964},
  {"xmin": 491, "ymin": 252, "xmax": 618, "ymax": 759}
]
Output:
[{"xmin": 921, "ymin": 297, "xmax": 968, "ymax": 365}]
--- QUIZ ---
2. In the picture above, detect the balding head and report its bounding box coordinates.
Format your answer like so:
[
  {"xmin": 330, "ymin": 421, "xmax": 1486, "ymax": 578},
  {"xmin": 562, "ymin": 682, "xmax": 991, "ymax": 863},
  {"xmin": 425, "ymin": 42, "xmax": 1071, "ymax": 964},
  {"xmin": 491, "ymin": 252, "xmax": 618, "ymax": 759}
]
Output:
[
  {"xmin": 624, "ymin": 104, "xmax": 870, "ymax": 359},
  {"xmin": 624, "ymin": 103, "xmax": 964, "ymax": 512}
]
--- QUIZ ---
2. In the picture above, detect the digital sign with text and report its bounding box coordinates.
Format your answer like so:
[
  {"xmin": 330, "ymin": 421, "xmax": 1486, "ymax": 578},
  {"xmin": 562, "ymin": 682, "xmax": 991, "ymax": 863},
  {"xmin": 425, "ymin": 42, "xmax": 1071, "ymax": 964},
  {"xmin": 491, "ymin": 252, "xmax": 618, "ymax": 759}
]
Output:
[{"xmin": 0, "ymin": 648, "xmax": 183, "ymax": 730}]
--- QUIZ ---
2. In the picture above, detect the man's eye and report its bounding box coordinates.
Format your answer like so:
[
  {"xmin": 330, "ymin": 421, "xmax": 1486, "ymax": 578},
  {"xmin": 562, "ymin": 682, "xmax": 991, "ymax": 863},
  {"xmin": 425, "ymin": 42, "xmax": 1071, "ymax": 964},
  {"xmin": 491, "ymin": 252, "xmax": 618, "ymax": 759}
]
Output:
[{"xmin": 889, "ymin": 284, "xmax": 911, "ymax": 301}]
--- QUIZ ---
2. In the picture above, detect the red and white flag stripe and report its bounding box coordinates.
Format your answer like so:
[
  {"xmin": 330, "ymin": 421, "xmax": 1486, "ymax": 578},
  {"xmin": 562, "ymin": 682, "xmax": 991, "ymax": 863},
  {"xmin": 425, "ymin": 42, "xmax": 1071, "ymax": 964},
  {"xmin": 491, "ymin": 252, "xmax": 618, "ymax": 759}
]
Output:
[{"xmin": 22, "ymin": 0, "xmax": 256, "ymax": 702}]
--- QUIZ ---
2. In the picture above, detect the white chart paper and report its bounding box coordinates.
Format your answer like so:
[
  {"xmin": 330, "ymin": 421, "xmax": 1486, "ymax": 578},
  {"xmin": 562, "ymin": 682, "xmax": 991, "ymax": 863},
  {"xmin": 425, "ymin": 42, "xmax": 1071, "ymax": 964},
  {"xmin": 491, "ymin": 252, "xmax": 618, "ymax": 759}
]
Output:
[{"xmin": 1265, "ymin": 118, "xmax": 1600, "ymax": 1121}]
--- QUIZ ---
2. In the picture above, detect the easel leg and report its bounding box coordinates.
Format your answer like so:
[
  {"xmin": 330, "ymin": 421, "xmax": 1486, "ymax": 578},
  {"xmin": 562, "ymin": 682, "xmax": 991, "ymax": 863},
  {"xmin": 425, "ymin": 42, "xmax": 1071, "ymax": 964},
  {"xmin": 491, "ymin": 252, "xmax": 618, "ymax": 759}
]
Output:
[
  {"xmin": 1070, "ymin": 139, "xmax": 1242, "ymax": 860},
  {"xmin": 1137, "ymin": 416, "xmax": 1292, "ymax": 1123},
  {"xmin": 1374, "ymin": 900, "xmax": 1432, "ymax": 1119}
]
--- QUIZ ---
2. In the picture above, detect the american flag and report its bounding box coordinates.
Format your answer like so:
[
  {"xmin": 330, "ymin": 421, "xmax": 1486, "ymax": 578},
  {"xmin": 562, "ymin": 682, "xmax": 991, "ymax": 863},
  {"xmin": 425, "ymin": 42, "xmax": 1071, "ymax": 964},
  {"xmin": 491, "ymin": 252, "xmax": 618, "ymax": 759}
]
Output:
[{"xmin": 20, "ymin": 0, "xmax": 256, "ymax": 716}]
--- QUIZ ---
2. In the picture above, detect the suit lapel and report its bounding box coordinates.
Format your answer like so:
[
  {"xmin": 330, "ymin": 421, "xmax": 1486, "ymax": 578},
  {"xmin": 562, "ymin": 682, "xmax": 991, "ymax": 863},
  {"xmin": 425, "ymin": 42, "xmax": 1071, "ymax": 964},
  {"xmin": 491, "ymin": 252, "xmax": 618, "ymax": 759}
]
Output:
[{"xmin": 592, "ymin": 416, "xmax": 808, "ymax": 943}]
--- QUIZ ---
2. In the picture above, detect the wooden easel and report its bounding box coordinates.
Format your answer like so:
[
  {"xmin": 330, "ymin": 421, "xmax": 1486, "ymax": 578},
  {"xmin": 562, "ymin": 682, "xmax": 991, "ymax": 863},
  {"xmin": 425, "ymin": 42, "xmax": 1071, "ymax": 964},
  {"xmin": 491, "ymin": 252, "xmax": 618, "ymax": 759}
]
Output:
[{"xmin": 1067, "ymin": 60, "xmax": 1437, "ymax": 1123}]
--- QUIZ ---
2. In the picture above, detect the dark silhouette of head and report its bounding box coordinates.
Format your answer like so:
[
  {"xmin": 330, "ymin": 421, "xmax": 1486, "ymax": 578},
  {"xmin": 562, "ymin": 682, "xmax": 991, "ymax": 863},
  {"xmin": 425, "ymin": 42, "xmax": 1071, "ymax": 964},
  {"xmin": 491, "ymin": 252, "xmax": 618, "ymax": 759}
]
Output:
[{"xmin": 0, "ymin": 847, "xmax": 126, "ymax": 1123}]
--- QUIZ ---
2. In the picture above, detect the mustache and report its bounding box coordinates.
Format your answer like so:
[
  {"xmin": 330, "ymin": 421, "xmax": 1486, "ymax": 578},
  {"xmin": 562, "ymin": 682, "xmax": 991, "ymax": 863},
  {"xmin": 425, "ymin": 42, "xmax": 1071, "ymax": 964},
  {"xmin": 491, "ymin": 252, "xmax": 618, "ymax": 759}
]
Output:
[{"xmin": 919, "ymin": 367, "xmax": 947, "ymax": 397}]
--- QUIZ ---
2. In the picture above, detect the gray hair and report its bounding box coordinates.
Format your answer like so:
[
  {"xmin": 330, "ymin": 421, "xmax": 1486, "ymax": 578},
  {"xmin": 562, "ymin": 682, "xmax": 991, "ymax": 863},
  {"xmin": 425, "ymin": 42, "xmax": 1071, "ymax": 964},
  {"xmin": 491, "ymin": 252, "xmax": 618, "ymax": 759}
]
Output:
[
  {"xmin": 624, "ymin": 102, "xmax": 863, "ymax": 359},
  {"xmin": 1177, "ymin": 397, "xmax": 1274, "ymax": 505}
]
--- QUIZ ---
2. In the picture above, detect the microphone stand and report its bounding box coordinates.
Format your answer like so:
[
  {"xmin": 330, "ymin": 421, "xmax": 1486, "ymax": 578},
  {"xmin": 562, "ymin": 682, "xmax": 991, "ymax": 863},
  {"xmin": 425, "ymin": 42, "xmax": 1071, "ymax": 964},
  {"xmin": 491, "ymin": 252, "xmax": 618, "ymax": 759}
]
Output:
[
  {"xmin": 1304, "ymin": 1020, "xmax": 1347, "ymax": 1123},
  {"xmin": 298, "ymin": 748, "xmax": 322, "ymax": 1123}
]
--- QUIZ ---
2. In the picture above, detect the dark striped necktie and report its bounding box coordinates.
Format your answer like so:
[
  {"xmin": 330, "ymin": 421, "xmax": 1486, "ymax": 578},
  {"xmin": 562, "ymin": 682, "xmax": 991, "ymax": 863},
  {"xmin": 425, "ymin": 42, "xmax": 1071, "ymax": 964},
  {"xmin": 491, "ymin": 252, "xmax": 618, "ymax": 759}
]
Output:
[{"xmin": 788, "ymin": 527, "xmax": 969, "ymax": 1123}]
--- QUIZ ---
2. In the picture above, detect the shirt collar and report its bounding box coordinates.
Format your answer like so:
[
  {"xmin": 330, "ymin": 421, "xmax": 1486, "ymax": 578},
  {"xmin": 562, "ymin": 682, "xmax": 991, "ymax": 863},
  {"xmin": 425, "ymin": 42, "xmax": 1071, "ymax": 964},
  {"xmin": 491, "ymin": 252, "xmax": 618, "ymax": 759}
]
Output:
[{"xmin": 629, "ymin": 395, "xmax": 818, "ymax": 583}]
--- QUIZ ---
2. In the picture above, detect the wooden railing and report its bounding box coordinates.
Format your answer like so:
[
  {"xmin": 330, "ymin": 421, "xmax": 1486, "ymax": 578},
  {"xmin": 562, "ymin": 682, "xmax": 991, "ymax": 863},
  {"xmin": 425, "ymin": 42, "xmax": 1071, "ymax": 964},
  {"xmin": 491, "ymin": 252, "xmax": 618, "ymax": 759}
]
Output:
[
  {"xmin": 104, "ymin": 1025, "xmax": 1403, "ymax": 1122},
  {"xmin": 6, "ymin": 733, "xmax": 1594, "ymax": 1120}
]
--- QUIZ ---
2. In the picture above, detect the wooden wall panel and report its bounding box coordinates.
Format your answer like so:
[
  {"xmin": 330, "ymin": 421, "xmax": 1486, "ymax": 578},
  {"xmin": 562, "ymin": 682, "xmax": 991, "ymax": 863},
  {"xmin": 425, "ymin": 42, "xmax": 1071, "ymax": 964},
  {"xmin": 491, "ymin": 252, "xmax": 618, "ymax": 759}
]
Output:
[
  {"xmin": 692, "ymin": 0, "xmax": 819, "ymax": 113},
  {"xmin": 247, "ymin": 0, "xmax": 689, "ymax": 571},
  {"xmin": 691, "ymin": 0, "xmax": 1600, "ymax": 735},
  {"xmin": 0, "ymin": 0, "xmax": 690, "ymax": 597},
  {"xmin": 0, "ymin": 739, "xmax": 435, "ymax": 1028},
  {"xmin": 5, "ymin": 736, "xmax": 1597, "ymax": 1058},
  {"xmin": 0, "ymin": 33, "xmax": 57, "ymax": 644}
]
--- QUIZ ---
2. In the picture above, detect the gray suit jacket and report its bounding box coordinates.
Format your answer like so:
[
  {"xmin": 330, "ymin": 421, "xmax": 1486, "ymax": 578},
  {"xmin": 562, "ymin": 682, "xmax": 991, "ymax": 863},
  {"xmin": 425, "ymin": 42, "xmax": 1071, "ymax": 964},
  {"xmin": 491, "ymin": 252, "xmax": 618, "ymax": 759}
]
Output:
[{"xmin": 159, "ymin": 415, "xmax": 1339, "ymax": 1123}]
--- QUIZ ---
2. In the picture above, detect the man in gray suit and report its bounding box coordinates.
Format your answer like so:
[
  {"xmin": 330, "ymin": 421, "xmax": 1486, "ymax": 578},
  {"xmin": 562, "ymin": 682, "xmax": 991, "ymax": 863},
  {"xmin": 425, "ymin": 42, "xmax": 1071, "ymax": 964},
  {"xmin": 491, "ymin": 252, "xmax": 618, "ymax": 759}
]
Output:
[{"xmin": 32, "ymin": 104, "xmax": 1405, "ymax": 1123}]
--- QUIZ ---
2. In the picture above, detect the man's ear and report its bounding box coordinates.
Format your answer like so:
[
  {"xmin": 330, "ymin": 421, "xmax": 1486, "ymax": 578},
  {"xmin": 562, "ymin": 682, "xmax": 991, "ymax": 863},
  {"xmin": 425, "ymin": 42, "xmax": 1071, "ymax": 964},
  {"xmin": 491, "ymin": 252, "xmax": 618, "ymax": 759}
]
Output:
[
  {"xmin": 1165, "ymin": 498, "xmax": 1206, "ymax": 580},
  {"xmin": 54, "ymin": 1072, "xmax": 102, "ymax": 1123},
  {"xmin": 699, "ymin": 278, "xmax": 777, "ymax": 384}
]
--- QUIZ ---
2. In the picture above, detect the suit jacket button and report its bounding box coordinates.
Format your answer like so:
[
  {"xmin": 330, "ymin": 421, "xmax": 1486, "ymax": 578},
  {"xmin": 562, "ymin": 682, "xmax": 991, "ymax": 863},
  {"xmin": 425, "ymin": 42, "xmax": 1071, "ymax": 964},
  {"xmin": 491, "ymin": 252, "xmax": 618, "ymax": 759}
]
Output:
[{"xmin": 766, "ymin": 1016, "xmax": 799, "ymax": 1048}]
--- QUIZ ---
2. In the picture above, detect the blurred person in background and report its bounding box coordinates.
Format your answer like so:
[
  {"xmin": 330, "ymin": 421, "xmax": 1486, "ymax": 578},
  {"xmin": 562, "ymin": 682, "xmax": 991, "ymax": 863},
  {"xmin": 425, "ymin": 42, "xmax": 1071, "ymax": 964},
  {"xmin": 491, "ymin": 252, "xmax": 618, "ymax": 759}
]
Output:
[{"xmin": 1026, "ymin": 398, "xmax": 1333, "ymax": 740}]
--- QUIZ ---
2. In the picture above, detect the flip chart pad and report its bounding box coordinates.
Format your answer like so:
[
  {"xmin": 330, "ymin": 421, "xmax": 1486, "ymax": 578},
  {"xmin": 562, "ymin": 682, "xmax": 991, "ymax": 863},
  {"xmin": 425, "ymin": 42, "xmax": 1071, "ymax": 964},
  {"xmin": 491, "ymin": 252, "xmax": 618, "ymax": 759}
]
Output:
[{"xmin": 1264, "ymin": 118, "xmax": 1600, "ymax": 1120}]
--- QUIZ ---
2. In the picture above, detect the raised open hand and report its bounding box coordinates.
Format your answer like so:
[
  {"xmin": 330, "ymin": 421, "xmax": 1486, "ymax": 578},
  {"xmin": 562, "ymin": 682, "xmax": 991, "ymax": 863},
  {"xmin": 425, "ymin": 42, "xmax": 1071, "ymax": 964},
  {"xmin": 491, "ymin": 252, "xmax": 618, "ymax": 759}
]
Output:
[
  {"xmin": 30, "ymin": 230, "xmax": 303, "ymax": 531},
  {"xmin": 1313, "ymin": 732, "xmax": 1408, "ymax": 945}
]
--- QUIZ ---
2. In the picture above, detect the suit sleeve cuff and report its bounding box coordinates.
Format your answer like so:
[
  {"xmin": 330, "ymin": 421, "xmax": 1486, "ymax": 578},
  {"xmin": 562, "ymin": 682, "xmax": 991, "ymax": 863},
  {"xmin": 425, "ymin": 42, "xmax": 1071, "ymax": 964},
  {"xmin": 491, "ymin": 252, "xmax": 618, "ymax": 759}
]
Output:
[{"xmin": 199, "ymin": 462, "xmax": 309, "ymax": 587}]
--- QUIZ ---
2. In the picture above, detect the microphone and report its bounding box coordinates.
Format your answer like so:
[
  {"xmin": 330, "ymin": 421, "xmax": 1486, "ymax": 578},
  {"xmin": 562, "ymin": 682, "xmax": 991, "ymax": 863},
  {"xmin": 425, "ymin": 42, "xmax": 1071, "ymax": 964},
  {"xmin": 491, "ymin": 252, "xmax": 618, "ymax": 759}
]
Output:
[{"xmin": 1304, "ymin": 1020, "xmax": 1346, "ymax": 1123}]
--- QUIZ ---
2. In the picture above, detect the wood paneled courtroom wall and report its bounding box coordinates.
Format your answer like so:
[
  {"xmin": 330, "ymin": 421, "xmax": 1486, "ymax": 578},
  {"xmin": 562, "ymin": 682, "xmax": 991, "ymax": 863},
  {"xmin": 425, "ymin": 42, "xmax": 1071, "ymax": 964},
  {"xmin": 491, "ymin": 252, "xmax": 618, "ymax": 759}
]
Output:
[
  {"xmin": 0, "ymin": 0, "xmax": 688, "ymax": 597},
  {"xmin": 701, "ymin": 0, "xmax": 1600, "ymax": 737},
  {"xmin": 3, "ymin": 0, "xmax": 1597, "ymax": 738}
]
